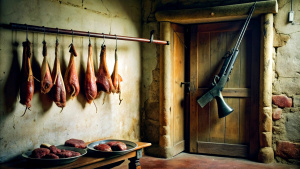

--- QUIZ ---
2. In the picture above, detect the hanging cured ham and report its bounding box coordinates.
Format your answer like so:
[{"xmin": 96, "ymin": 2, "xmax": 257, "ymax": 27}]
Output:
[
  {"xmin": 51, "ymin": 41, "xmax": 66, "ymax": 108},
  {"xmin": 84, "ymin": 44, "xmax": 97, "ymax": 104},
  {"xmin": 96, "ymin": 45, "xmax": 115, "ymax": 94},
  {"xmin": 41, "ymin": 41, "xmax": 53, "ymax": 94},
  {"xmin": 20, "ymin": 40, "xmax": 34, "ymax": 116},
  {"xmin": 64, "ymin": 44, "xmax": 80, "ymax": 99},
  {"xmin": 111, "ymin": 49, "xmax": 123, "ymax": 104}
]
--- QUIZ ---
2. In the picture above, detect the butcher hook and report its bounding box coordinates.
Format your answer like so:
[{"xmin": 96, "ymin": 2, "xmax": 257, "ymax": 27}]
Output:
[
  {"xmin": 25, "ymin": 24, "xmax": 28, "ymax": 41},
  {"xmin": 56, "ymin": 28, "xmax": 59, "ymax": 43},
  {"xmin": 43, "ymin": 26, "xmax": 45, "ymax": 42},
  {"xmin": 71, "ymin": 29, "xmax": 74, "ymax": 44},
  {"xmin": 88, "ymin": 31, "xmax": 91, "ymax": 45},
  {"xmin": 115, "ymin": 34, "xmax": 117, "ymax": 51},
  {"xmin": 102, "ymin": 33, "xmax": 105, "ymax": 46}
]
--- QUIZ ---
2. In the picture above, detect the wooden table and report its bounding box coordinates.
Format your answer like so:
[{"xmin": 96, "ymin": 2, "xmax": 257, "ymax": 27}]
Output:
[{"xmin": 1, "ymin": 142, "xmax": 151, "ymax": 169}]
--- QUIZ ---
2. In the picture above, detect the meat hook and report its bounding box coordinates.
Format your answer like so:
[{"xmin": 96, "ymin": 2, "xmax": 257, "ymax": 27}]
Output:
[
  {"xmin": 115, "ymin": 34, "xmax": 117, "ymax": 51},
  {"xmin": 88, "ymin": 31, "xmax": 91, "ymax": 45},
  {"xmin": 102, "ymin": 33, "xmax": 105, "ymax": 46}
]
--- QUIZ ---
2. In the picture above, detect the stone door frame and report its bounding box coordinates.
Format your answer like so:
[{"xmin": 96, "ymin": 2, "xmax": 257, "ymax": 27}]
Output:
[{"xmin": 156, "ymin": 1, "xmax": 278, "ymax": 163}]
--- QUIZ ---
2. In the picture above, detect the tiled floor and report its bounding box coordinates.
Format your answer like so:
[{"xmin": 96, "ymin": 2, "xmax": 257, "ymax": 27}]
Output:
[{"xmin": 114, "ymin": 152, "xmax": 299, "ymax": 169}]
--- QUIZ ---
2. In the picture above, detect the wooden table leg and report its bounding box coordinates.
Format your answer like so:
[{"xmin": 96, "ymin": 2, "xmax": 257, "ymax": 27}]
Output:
[{"xmin": 129, "ymin": 149, "xmax": 142, "ymax": 169}]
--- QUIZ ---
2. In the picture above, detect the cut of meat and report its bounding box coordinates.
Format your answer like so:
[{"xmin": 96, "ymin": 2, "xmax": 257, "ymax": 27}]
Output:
[
  {"xmin": 94, "ymin": 144, "xmax": 112, "ymax": 152},
  {"xmin": 31, "ymin": 148, "xmax": 50, "ymax": 159},
  {"xmin": 43, "ymin": 153, "xmax": 59, "ymax": 159},
  {"xmin": 49, "ymin": 145, "xmax": 61, "ymax": 154},
  {"xmin": 41, "ymin": 41, "xmax": 53, "ymax": 94},
  {"xmin": 111, "ymin": 142, "xmax": 127, "ymax": 151},
  {"xmin": 106, "ymin": 141, "xmax": 122, "ymax": 147},
  {"xmin": 20, "ymin": 40, "xmax": 34, "ymax": 115},
  {"xmin": 111, "ymin": 49, "xmax": 123, "ymax": 104},
  {"xmin": 57, "ymin": 150, "xmax": 73, "ymax": 158},
  {"xmin": 96, "ymin": 45, "xmax": 115, "ymax": 94},
  {"xmin": 64, "ymin": 44, "xmax": 80, "ymax": 99},
  {"xmin": 84, "ymin": 44, "xmax": 97, "ymax": 103},
  {"xmin": 64, "ymin": 138, "xmax": 86, "ymax": 149},
  {"xmin": 51, "ymin": 41, "xmax": 66, "ymax": 108}
]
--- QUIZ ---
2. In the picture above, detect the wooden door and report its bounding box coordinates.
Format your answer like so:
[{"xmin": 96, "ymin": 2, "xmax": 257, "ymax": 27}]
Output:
[
  {"xmin": 189, "ymin": 20, "xmax": 260, "ymax": 158},
  {"xmin": 171, "ymin": 23, "xmax": 186, "ymax": 155}
]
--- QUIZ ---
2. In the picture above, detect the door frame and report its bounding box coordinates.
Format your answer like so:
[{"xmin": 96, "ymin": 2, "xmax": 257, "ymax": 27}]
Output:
[{"xmin": 157, "ymin": 13, "xmax": 274, "ymax": 162}]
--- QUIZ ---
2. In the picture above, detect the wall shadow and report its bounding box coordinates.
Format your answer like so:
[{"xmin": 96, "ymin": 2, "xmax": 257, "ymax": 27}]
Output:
[{"xmin": 4, "ymin": 41, "xmax": 20, "ymax": 115}]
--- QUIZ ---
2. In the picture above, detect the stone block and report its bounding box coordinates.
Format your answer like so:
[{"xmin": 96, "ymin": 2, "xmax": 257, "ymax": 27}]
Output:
[
  {"xmin": 273, "ymin": 77, "xmax": 300, "ymax": 96},
  {"xmin": 260, "ymin": 107, "xmax": 272, "ymax": 132},
  {"xmin": 285, "ymin": 113, "xmax": 300, "ymax": 142},
  {"xmin": 275, "ymin": 141, "xmax": 300, "ymax": 159},
  {"xmin": 294, "ymin": 95, "xmax": 300, "ymax": 107},
  {"xmin": 272, "ymin": 108, "xmax": 282, "ymax": 121},
  {"xmin": 273, "ymin": 30, "xmax": 290, "ymax": 47},
  {"xmin": 260, "ymin": 132, "xmax": 272, "ymax": 147},
  {"xmin": 258, "ymin": 147, "xmax": 274, "ymax": 163},
  {"xmin": 272, "ymin": 95, "xmax": 292, "ymax": 108}
]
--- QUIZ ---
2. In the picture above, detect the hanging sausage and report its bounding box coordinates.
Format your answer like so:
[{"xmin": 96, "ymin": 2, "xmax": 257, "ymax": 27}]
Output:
[
  {"xmin": 20, "ymin": 40, "xmax": 34, "ymax": 116},
  {"xmin": 64, "ymin": 43, "xmax": 80, "ymax": 99},
  {"xmin": 84, "ymin": 42, "xmax": 97, "ymax": 104},
  {"xmin": 51, "ymin": 40, "xmax": 66, "ymax": 108},
  {"xmin": 40, "ymin": 40, "xmax": 53, "ymax": 94}
]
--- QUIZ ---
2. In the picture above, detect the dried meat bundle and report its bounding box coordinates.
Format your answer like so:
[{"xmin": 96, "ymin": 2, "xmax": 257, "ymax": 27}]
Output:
[
  {"xmin": 96, "ymin": 45, "xmax": 115, "ymax": 94},
  {"xmin": 51, "ymin": 41, "xmax": 66, "ymax": 108},
  {"xmin": 111, "ymin": 49, "xmax": 123, "ymax": 104},
  {"xmin": 20, "ymin": 40, "xmax": 34, "ymax": 116},
  {"xmin": 84, "ymin": 44, "xmax": 97, "ymax": 104},
  {"xmin": 64, "ymin": 44, "xmax": 80, "ymax": 99},
  {"xmin": 40, "ymin": 41, "xmax": 53, "ymax": 94}
]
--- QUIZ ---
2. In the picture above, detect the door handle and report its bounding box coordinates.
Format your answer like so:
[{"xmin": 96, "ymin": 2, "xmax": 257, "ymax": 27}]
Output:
[{"xmin": 181, "ymin": 82, "xmax": 190, "ymax": 92}]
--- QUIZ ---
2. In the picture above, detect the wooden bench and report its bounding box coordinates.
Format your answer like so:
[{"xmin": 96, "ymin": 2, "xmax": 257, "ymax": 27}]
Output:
[{"xmin": 1, "ymin": 142, "xmax": 151, "ymax": 169}]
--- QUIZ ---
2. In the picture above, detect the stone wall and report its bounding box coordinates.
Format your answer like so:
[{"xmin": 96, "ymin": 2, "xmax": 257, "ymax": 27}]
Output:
[{"xmin": 272, "ymin": 0, "xmax": 300, "ymax": 165}]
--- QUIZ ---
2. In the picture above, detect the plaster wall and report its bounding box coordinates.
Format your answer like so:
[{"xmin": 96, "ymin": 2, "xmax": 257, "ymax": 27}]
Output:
[{"xmin": 0, "ymin": 0, "xmax": 141, "ymax": 163}]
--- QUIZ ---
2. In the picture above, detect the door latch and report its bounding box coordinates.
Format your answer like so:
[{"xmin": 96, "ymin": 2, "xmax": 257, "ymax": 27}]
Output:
[{"xmin": 180, "ymin": 82, "xmax": 190, "ymax": 92}]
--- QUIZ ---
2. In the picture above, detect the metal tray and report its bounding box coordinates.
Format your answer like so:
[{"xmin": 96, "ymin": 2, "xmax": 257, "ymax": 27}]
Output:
[
  {"xmin": 22, "ymin": 145, "xmax": 87, "ymax": 166},
  {"xmin": 87, "ymin": 139, "xmax": 137, "ymax": 156}
]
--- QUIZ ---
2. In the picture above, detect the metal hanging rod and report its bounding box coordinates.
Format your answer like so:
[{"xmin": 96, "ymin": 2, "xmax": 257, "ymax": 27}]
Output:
[{"xmin": 10, "ymin": 23, "xmax": 169, "ymax": 45}]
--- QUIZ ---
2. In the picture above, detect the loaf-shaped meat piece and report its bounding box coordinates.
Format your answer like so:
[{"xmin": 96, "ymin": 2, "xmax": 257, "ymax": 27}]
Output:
[
  {"xmin": 49, "ymin": 145, "xmax": 61, "ymax": 154},
  {"xmin": 58, "ymin": 150, "xmax": 73, "ymax": 158},
  {"xmin": 65, "ymin": 138, "xmax": 86, "ymax": 149},
  {"xmin": 31, "ymin": 148, "xmax": 50, "ymax": 158},
  {"xmin": 43, "ymin": 153, "xmax": 59, "ymax": 159},
  {"xmin": 94, "ymin": 144, "xmax": 112, "ymax": 152},
  {"xmin": 106, "ymin": 141, "xmax": 122, "ymax": 147},
  {"xmin": 111, "ymin": 143, "xmax": 127, "ymax": 151},
  {"xmin": 106, "ymin": 141, "xmax": 127, "ymax": 151}
]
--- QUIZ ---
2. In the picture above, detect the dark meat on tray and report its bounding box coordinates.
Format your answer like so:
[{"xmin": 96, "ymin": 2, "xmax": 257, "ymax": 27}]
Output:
[
  {"xmin": 58, "ymin": 150, "xmax": 73, "ymax": 158},
  {"xmin": 49, "ymin": 145, "xmax": 61, "ymax": 154},
  {"xmin": 94, "ymin": 144, "xmax": 112, "ymax": 152},
  {"xmin": 111, "ymin": 142, "xmax": 127, "ymax": 151},
  {"xmin": 106, "ymin": 141, "xmax": 127, "ymax": 151},
  {"xmin": 43, "ymin": 153, "xmax": 59, "ymax": 159},
  {"xmin": 58, "ymin": 149, "xmax": 80, "ymax": 158},
  {"xmin": 31, "ymin": 148, "xmax": 50, "ymax": 158},
  {"xmin": 65, "ymin": 138, "xmax": 86, "ymax": 149}
]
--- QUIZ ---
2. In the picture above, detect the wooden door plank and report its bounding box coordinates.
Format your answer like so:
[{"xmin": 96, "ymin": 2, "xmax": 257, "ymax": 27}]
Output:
[
  {"xmin": 173, "ymin": 30, "xmax": 185, "ymax": 145},
  {"xmin": 225, "ymin": 30, "xmax": 240, "ymax": 144},
  {"xmin": 189, "ymin": 25, "xmax": 199, "ymax": 153},
  {"xmin": 209, "ymin": 32, "xmax": 226, "ymax": 143},
  {"xmin": 239, "ymin": 31, "xmax": 251, "ymax": 144},
  {"xmin": 197, "ymin": 141, "xmax": 248, "ymax": 157},
  {"xmin": 197, "ymin": 32, "xmax": 210, "ymax": 142}
]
